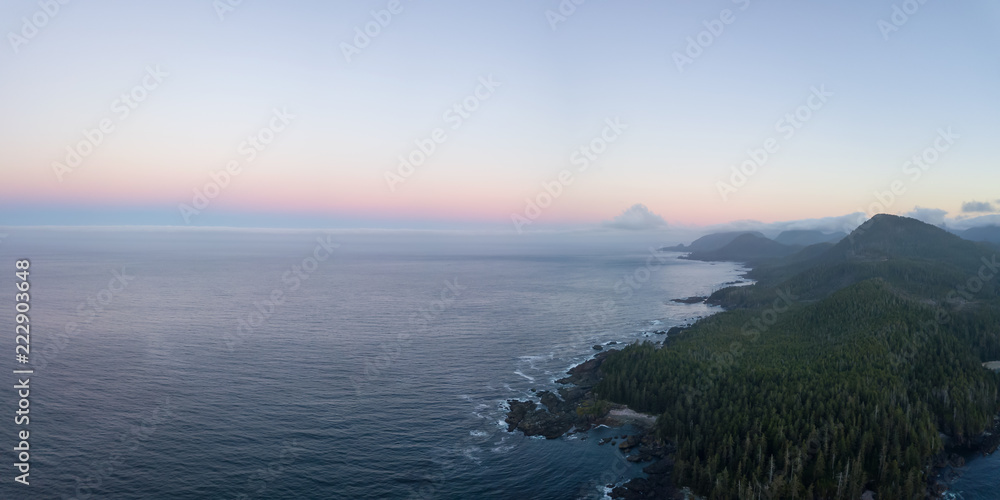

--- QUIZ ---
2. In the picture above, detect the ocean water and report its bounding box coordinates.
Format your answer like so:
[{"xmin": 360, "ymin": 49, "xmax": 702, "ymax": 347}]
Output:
[{"xmin": 0, "ymin": 228, "xmax": 995, "ymax": 499}]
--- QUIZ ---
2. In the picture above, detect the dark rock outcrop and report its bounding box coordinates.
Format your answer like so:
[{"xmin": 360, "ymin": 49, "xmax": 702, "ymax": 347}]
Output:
[
  {"xmin": 670, "ymin": 296, "xmax": 707, "ymax": 304},
  {"xmin": 506, "ymin": 351, "xmax": 616, "ymax": 439}
]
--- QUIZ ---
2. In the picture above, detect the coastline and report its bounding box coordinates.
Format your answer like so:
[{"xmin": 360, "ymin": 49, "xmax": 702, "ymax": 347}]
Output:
[
  {"xmin": 505, "ymin": 250, "xmax": 1000, "ymax": 499},
  {"xmin": 504, "ymin": 346, "xmax": 680, "ymax": 499},
  {"xmin": 929, "ymin": 415, "xmax": 1000, "ymax": 497},
  {"xmin": 504, "ymin": 254, "xmax": 744, "ymax": 499}
]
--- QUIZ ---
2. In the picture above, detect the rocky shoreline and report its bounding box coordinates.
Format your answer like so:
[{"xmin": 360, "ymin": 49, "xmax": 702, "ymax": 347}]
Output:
[
  {"xmin": 669, "ymin": 296, "xmax": 707, "ymax": 305},
  {"xmin": 928, "ymin": 414, "xmax": 1000, "ymax": 497},
  {"xmin": 504, "ymin": 261, "xmax": 999, "ymax": 499},
  {"xmin": 504, "ymin": 349, "xmax": 683, "ymax": 499},
  {"xmin": 504, "ymin": 338, "xmax": 1000, "ymax": 499}
]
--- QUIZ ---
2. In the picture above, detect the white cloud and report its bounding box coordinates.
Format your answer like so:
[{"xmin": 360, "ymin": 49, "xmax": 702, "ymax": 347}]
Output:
[
  {"xmin": 700, "ymin": 212, "xmax": 866, "ymax": 238},
  {"xmin": 603, "ymin": 204, "xmax": 668, "ymax": 230},
  {"xmin": 949, "ymin": 213, "xmax": 1000, "ymax": 230},
  {"xmin": 961, "ymin": 200, "xmax": 998, "ymax": 213},
  {"xmin": 905, "ymin": 206, "xmax": 948, "ymax": 226}
]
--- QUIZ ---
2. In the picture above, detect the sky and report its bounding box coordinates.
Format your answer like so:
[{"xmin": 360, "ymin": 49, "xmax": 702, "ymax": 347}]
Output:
[{"xmin": 1, "ymin": 0, "xmax": 998, "ymax": 231}]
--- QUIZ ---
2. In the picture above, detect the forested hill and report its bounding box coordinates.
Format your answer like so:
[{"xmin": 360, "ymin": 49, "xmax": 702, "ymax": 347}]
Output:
[{"xmin": 596, "ymin": 214, "xmax": 1000, "ymax": 499}]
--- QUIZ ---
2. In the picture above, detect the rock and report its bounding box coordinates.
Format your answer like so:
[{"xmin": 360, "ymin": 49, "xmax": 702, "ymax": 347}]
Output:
[
  {"xmin": 593, "ymin": 344, "xmax": 604, "ymax": 351},
  {"xmin": 517, "ymin": 408, "xmax": 573, "ymax": 439},
  {"xmin": 931, "ymin": 483, "xmax": 948, "ymax": 496},
  {"xmin": 505, "ymin": 387, "xmax": 596, "ymax": 440},
  {"xmin": 561, "ymin": 385, "xmax": 588, "ymax": 401},
  {"xmin": 505, "ymin": 400, "xmax": 537, "ymax": 432},
  {"xmin": 670, "ymin": 296, "xmax": 707, "ymax": 304},
  {"xmin": 611, "ymin": 465, "xmax": 679, "ymax": 500},
  {"xmin": 539, "ymin": 391, "xmax": 567, "ymax": 412},
  {"xmin": 556, "ymin": 350, "xmax": 611, "ymax": 388},
  {"xmin": 643, "ymin": 458, "xmax": 672, "ymax": 475},
  {"xmin": 613, "ymin": 477, "xmax": 650, "ymax": 496},
  {"xmin": 619, "ymin": 435, "xmax": 640, "ymax": 450},
  {"xmin": 666, "ymin": 326, "xmax": 687, "ymax": 336}
]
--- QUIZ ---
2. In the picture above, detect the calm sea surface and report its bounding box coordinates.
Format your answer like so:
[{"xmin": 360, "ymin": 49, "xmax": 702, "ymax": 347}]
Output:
[{"xmin": 0, "ymin": 229, "xmax": 994, "ymax": 499}]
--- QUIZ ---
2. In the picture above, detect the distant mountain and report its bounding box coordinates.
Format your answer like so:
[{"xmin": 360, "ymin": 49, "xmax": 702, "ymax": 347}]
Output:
[
  {"xmin": 660, "ymin": 231, "xmax": 765, "ymax": 253},
  {"xmin": 684, "ymin": 233, "xmax": 799, "ymax": 263},
  {"xmin": 662, "ymin": 229, "xmax": 845, "ymax": 257},
  {"xmin": 823, "ymin": 213, "xmax": 992, "ymax": 269},
  {"xmin": 959, "ymin": 225, "xmax": 1000, "ymax": 245},
  {"xmin": 773, "ymin": 229, "xmax": 846, "ymax": 246},
  {"xmin": 716, "ymin": 213, "xmax": 1000, "ymax": 305}
]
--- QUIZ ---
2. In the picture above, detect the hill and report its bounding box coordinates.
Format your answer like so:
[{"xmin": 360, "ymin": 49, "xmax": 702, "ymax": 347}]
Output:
[
  {"xmin": 684, "ymin": 233, "xmax": 800, "ymax": 263},
  {"xmin": 711, "ymin": 214, "xmax": 1000, "ymax": 307},
  {"xmin": 959, "ymin": 225, "xmax": 1000, "ymax": 245},
  {"xmin": 774, "ymin": 229, "xmax": 846, "ymax": 247},
  {"xmin": 597, "ymin": 214, "xmax": 1000, "ymax": 499},
  {"xmin": 660, "ymin": 231, "xmax": 766, "ymax": 253}
]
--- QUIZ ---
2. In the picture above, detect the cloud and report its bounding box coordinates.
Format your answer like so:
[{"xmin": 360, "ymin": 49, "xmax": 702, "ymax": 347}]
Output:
[
  {"xmin": 950, "ymin": 213, "xmax": 1000, "ymax": 231},
  {"xmin": 702, "ymin": 212, "xmax": 866, "ymax": 238},
  {"xmin": 905, "ymin": 206, "xmax": 948, "ymax": 226},
  {"xmin": 961, "ymin": 200, "xmax": 997, "ymax": 213},
  {"xmin": 603, "ymin": 204, "xmax": 668, "ymax": 230}
]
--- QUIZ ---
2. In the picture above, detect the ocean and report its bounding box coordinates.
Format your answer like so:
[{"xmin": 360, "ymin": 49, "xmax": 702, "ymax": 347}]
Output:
[{"xmin": 0, "ymin": 228, "xmax": 995, "ymax": 499}]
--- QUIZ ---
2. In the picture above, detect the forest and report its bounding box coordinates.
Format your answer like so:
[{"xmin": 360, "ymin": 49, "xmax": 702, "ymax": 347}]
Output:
[{"xmin": 595, "ymin": 215, "xmax": 1000, "ymax": 499}]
